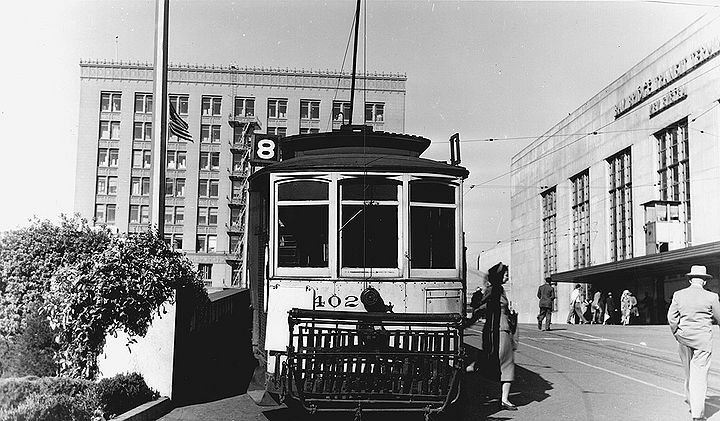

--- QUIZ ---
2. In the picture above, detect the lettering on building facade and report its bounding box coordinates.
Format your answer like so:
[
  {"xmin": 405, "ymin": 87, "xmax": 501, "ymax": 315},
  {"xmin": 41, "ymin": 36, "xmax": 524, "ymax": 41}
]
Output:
[
  {"xmin": 614, "ymin": 38, "xmax": 720, "ymax": 118},
  {"xmin": 649, "ymin": 86, "xmax": 687, "ymax": 117}
]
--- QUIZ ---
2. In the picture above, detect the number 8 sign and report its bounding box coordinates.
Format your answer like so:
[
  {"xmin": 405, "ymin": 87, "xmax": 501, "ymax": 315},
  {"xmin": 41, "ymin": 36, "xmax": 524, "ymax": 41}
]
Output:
[{"xmin": 251, "ymin": 135, "xmax": 280, "ymax": 165}]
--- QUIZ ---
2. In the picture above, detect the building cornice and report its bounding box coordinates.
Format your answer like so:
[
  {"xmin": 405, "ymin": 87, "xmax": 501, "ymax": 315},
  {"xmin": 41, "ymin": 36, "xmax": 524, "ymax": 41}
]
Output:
[{"xmin": 79, "ymin": 59, "xmax": 407, "ymax": 92}]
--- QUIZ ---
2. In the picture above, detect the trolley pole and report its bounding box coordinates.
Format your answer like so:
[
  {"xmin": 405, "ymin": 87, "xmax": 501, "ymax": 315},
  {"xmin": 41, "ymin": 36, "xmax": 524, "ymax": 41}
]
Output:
[
  {"xmin": 151, "ymin": 0, "xmax": 169, "ymax": 237},
  {"xmin": 348, "ymin": 0, "xmax": 361, "ymax": 125}
]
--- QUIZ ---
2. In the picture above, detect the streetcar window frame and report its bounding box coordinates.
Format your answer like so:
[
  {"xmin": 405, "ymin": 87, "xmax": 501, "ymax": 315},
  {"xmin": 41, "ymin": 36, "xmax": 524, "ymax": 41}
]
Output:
[
  {"xmin": 272, "ymin": 176, "xmax": 332, "ymax": 277},
  {"xmin": 408, "ymin": 179, "xmax": 460, "ymax": 277},
  {"xmin": 268, "ymin": 172, "xmax": 462, "ymax": 280},
  {"xmin": 339, "ymin": 175, "xmax": 403, "ymax": 278}
]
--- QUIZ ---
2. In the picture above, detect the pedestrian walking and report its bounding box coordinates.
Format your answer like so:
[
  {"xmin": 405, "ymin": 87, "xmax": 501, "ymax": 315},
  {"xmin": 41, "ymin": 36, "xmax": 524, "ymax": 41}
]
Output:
[
  {"xmin": 537, "ymin": 276, "xmax": 555, "ymax": 331},
  {"xmin": 621, "ymin": 290, "xmax": 638, "ymax": 325},
  {"xmin": 605, "ymin": 292, "xmax": 617, "ymax": 324},
  {"xmin": 591, "ymin": 290, "xmax": 602, "ymax": 324},
  {"xmin": 667, "ymin": 265, "xmax": 720, "ymax": 421},
  {"xmin": 567, "ymin": 284, "xmax": 588, "ymax": 324},
  {"xmin": 467, "ymin": 262, "xmax": 518, "ymax": 411}
]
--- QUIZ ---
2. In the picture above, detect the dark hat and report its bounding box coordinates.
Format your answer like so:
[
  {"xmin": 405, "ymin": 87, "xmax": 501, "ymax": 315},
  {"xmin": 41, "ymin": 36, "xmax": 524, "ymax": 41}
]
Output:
[{"xmin": 545, "ymin": 276, "xmax": 552, "ymax": 282}]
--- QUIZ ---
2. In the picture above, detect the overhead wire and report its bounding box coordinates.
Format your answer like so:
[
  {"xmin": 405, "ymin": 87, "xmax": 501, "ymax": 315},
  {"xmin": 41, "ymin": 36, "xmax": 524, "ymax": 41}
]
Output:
[{"xmin": 462, "ymin": 60, "xmax": 720, "ymax": 194}]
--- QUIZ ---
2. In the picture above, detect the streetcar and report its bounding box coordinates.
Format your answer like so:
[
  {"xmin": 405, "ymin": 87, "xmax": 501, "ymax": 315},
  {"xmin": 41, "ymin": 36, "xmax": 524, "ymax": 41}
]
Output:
[{"xmin": 245, "ymin": 124, "xmax": 469, "ymax": 419}]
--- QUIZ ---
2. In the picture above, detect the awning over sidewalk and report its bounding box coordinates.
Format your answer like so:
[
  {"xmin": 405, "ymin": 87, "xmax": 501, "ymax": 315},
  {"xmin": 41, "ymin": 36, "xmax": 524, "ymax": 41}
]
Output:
[{"xmin": 550, "ymin": 241, "xmax": 720, "ymax": 284}]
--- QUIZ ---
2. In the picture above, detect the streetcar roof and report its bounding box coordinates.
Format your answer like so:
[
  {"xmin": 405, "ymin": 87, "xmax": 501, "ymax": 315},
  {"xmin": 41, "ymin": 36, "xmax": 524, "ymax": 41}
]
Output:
[
  {"xmin": 251, "ymin": 153, "xmax": 469, "ymax": 178},
  {"xmin": 251, "ymin": 124, "xmax": 469, "ymax": 179}
]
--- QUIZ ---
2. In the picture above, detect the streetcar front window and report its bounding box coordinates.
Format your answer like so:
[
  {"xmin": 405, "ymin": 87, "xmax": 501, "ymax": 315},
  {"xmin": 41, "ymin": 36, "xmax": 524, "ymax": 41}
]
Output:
[
  {"xmin": 410, "ymin": 181, "xmax": 456, "ymax": 269},
  {"xmin": 276, "ymin": 180, "xmax": 329, "ymax": 268},
  {"xmin": 340, "ymin": 177, "xmax": 400, "ymax": 272}
]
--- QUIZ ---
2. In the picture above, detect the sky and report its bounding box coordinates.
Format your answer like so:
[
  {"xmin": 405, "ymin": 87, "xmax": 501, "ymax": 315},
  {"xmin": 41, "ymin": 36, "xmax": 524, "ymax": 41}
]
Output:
[{"xmin": 0, "ymin": 0, "xmax": 716, "ymax": 262}]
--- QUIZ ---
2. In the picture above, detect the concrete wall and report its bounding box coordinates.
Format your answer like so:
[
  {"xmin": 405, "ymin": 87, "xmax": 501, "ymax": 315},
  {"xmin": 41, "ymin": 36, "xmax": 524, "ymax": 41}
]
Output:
[
  {"xmin": 98, "ymin": 302, "xmax": 177, "ymax": 397},
  {"xmin": 510, "ymin": 12, "xmax": 720, "ymax": 324}
]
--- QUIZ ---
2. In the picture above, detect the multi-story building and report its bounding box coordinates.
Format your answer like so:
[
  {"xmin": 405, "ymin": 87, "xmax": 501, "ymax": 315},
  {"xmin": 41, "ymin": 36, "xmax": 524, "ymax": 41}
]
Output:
[
  {"xmin": 510, "ymin": 12, "xmax": 720, "ymax": 324},
  {"xmin": 74, "ymin": 60, "xmax": 406, "ymax": 288}
]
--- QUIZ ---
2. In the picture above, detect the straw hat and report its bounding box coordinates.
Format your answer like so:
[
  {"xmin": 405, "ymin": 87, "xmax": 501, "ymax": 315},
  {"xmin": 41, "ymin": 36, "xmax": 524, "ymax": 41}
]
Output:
[{"xmin": 686, "ymin": 265, "xmax": 712, "ymax": 279}]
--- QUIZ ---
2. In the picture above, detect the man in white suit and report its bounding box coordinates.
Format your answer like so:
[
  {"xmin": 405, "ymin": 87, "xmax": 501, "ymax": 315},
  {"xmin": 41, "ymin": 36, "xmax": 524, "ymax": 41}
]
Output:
[{"xmin": 667, "ymin": 265, "xmax": 720, "ymax": 421}]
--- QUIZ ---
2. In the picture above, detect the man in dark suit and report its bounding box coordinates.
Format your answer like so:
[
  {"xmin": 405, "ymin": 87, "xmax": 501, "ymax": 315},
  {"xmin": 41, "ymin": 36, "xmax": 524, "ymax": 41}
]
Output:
[
  {"xmin": 667, "ymin": 265, "xmax": 720, "ymax": 421},
  {"xmin": 537, "ymin": 277, "xmax": 555, "ymax": 331}
]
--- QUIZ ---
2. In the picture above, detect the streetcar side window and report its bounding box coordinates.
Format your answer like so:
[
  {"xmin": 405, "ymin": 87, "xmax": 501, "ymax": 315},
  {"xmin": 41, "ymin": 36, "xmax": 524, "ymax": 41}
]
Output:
[
  {"xmin": 340, "ymin": 177, "xmax": 400, "ymax": 272},
  {"xmin": 276, "ymin": 180, "xmax": 329, "ymax": 268},
  {"xmin": 409, "ymin": 181, "xmax": 456, "ymax": 270}
]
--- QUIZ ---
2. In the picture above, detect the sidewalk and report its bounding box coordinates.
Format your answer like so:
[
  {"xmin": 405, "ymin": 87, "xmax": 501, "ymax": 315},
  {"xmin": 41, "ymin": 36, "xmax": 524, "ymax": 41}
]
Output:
[{"xmin": 157, "ymin": 394, "xmax": 272, "ymax": 421}]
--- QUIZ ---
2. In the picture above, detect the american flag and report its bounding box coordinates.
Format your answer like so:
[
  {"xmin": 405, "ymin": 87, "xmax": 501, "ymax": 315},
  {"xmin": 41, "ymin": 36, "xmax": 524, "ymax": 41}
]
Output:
[{"xmin": 168, "ymin": 103, "xmax": 193, "ymax": 142}]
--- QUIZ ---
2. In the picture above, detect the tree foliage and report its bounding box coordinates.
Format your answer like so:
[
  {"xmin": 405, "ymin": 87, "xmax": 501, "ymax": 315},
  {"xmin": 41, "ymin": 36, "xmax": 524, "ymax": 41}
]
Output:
[
  {"xmin": 0, "ymin": 216, "xmax": 207, "ymax": 379},
  {"xmin": 0, "ymin": 216, "xmax": 110, "ymax": 340},
  {"xmin": 45, "ymin": 229, "xmax": 207, "ymax": 378}
]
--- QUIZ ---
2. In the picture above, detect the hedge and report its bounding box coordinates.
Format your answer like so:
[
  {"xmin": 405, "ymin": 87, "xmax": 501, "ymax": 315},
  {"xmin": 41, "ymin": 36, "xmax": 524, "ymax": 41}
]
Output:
[{"xmin": 0, "ymin": 373, "xmax": 158, "ymax": 421}]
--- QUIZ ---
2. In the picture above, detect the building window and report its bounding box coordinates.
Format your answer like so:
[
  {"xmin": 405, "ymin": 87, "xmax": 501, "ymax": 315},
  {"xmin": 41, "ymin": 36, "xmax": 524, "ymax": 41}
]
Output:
[
  {"xmin": 229, "ymin": 235, "xmax": 242, "ymax": 254},
  {"xmin": 166, "ymin": 150, "xmax": 187, "ymax": 170},
  {"xmin": 230, "ymin": 262, "xmax": 242, "ymax": 287},
  {"xmin": 132, "ymin": 149, "xmax": 152, "ymax": 169},
  {"xmin": 365, "ymin": 102, "xmax": 384, "ymax": 123},
  {"xmin": 169, "ymin": 95, "xmax": 189, "ymax": 115},
  {"xmin": 165, "ymin": 177, "xmax": 185, "ymax": 197},
  {"xmin": 656, "ymin": 119, "xmax": 691, "ymax": 225},
  {"xmin": 196, "ymin": 235, "xmax": 217, "ymax": 253},
  {"xmin": 164, "ymin": 233, "xmax": 183, "ymax": 250},
  {"xmin": 101, "ymin": 92, "xmax": 121, "ymax": 112},
  {"xmin": 130, "ymin": 205, "xmax": 150, "ymax": 224},
  {"xmin": 98, "ymin": 148, "xmax": 119, "ymax": 167},
  {"xmin": 134, "ymin": 93, "xmax": 153, "ymax": 114},
  {"xmin": 300, "ymin": 100, "xmax": 320, "ymax": 120},
  {"xmin": 200, "ymin": 152, "xmax": 220, "ymax": 171},
  {"xmin": 133, "ymin": 122, "xmax": 152, "ymax": 141},
  {"xmin": 198, "ymin": 263, "xmax": 212, "ymax": 284},
  {"xmin": 100, "ymin": 121, "xmax": 120, "ymax": 140},
  {"xmin": 230, "ymin": 207, "xmax": 243, "ymax": 226},
  {"xmin": 164, "ymin": 206, "xmax": 184, "ymax": 225},
  {"xmin": 234, "ymin": 97, "xmax": 255, "ymax": 117},
  {"xmin": 200, "ymin": 125, "xmax": 221, "ymax": 143},
  {"xmin": 571, "ymin": 170, "xmax": 590, "ymax": 269},
  {"xmin": 231, "ymin": 180, "xmax": 244, "ymax": 200},
  {"xmin": 94, "ymin": 204, "xmax": 116, "ymax": 224},
  {"xmin": 608, "ymin": 149, "xmax": 633, "ymax": 261},
  {"xmin": 267, "ymin": 99, "xmax": 288, "ymax": 119},
  {"xmin": 541, "ymin": 187, "xmax": 557, "ymax": 276},
  {"xmin": 266, "ymin": 126, "xmax": 287, "ymax": 138},
  {"xmin": 299, "ymin": 128, "xmax": 320, "ymax": 134},
  {"xmin": 333, "ymin": 101, "xmax": 350, "ymax": 123},
  {"xmin": 96, "ymin": 176, "xmax": 118, "ymax": 196},
  {"xmin": 198, "ymin": 179, "xmax": 219, "ymax": 198},
  {"xmin": 201, "ymin": 96, "xmax": 222, "ymax": 116},
  {"xmin": 131, "ymin": 177, "xmax": 151, "ymax": 196},
  {"xmin": 197, "ymin": 207, "xmax": 218, "ymax": 226}
]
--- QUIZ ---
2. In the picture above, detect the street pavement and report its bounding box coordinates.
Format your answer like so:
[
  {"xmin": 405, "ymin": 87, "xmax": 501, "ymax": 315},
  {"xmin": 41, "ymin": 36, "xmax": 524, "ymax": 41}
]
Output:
[{"xmin": 160, "ymin": 323, "xmax": 720, "ymax": 420}]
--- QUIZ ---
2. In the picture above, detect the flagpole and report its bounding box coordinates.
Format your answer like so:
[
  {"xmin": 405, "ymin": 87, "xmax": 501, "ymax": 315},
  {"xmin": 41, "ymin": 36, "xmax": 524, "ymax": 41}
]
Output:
[{"xmin": 151, "ymin": 0, "xmax": 169, "ymax": 237}]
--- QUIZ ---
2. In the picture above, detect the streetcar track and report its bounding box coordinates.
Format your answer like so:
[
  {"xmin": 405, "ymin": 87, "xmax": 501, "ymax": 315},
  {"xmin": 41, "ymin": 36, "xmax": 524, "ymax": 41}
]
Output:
[{"xmin": 515, "ymin": 327, "xmax": 720, "ymax": 395}]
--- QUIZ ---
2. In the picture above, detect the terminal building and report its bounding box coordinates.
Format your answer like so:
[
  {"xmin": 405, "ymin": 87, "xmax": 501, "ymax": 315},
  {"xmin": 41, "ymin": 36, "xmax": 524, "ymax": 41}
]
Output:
[
  {"xmin": 510, "ymin": 12, "xmax": 720, "ymax": 324},
  {"xmin": 74, "ymin": 60, "xmax": 406, "ymax": 288}
]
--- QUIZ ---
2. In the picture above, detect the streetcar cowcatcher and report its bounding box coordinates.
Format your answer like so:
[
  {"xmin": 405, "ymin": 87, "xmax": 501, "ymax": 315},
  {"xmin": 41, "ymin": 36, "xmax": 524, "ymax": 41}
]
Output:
[{"xmin": 283, "ymin": 308, "xmax": 464, "ymax": 417}]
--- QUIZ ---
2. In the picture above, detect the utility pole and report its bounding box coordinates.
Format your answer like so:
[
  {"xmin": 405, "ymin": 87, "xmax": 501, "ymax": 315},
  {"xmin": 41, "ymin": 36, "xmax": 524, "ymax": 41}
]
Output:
[{"xmin": 151, "ymin": 0, "xmax": 169, "ymax": 237}]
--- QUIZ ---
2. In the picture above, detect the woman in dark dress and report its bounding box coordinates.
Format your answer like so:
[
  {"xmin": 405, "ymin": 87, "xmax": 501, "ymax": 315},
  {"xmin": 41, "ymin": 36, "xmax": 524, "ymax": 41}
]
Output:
[{"xmin": 466, "ymin": 262, "xmax": 518, "ymax": 410}]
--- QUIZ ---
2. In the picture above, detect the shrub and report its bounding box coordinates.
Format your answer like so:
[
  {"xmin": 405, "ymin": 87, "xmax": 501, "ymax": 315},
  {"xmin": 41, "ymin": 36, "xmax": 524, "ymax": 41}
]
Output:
[
  {"xmin": 0, "ymin": 376, "xmax": 94, "ymax": 411},
  {"xmin": 95, "ymin": 373, "xmax": 159, "ymax": 418},
  {"xmin": 0, "ymin": 393, "xmax": 92, "ymax": 421}
]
